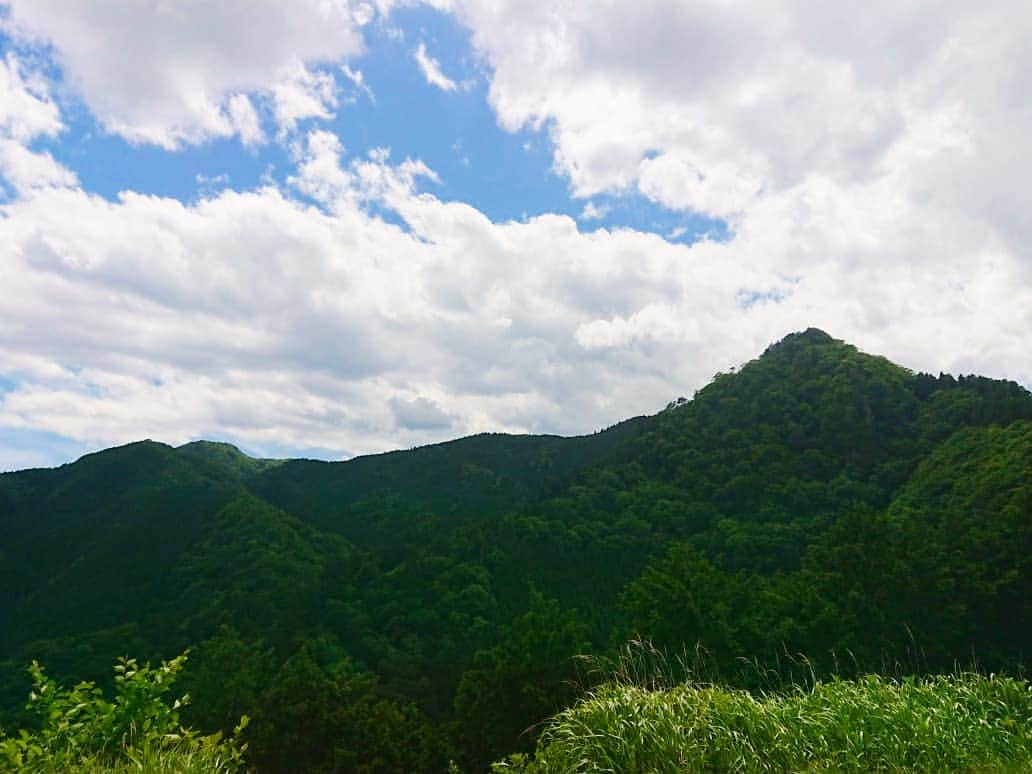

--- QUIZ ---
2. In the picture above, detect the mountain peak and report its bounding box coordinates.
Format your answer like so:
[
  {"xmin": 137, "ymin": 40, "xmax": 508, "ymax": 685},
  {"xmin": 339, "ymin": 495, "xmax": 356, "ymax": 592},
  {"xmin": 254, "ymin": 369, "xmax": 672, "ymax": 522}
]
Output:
[
  {"xmin": 750, "ymin": 328, "xmax": 860, "ymax": 371},
  {"xmin": 176, "ymin": 440, "xmax": 249, "ymax": 457},
  {"xmin": 175, "ymin": 439, "xmax": 278, "ymax": 477},
  {"xmin": 763, "ymin": 327, "xmax": 836, "ymax": 354}
]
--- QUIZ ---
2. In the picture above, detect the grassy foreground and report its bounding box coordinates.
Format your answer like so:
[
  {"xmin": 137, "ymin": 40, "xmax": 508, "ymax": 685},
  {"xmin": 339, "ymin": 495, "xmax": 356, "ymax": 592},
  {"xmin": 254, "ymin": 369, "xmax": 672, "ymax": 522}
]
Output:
[
  {"xmin": 495, "ymin": 673, "xmax": 1032, "ymax": 773},
  {"xmin": 5, "ymin": 741, "xmax": 243, "ymax": 774}
]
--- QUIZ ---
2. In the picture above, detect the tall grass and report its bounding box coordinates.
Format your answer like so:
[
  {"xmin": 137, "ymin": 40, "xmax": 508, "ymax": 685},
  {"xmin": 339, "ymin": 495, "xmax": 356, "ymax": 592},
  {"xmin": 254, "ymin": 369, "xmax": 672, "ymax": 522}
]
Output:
[
  {"xmin": 8, "ymin": 739, "xmax": 244, "ymax": 774},
  {"xmin": 497, "ymin": 647, "xmax": 1032, "ymax": 773}
]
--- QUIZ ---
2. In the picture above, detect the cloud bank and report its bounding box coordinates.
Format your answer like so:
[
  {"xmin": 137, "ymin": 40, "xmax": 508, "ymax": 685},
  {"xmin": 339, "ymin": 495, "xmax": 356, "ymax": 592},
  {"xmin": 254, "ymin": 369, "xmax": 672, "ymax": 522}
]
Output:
[{"xmin": 0, "ymin": 1, "xmax": 1029, "ymax": 467}]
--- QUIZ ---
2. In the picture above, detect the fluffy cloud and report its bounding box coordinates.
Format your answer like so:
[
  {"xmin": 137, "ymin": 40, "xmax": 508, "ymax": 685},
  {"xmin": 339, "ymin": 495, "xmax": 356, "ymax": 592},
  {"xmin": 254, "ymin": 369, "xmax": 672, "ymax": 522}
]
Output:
[
  {"xmin": 0, "ymin": 52, "xmax": 62, "ymax": 141},
  {"xmin": 0, "ymin": 136, "xmax": 755, "ymax": 458},
  {"xmin": 1, "ymin": 1, "xmax": 1030, "ymax": 467},
  {"xmin": 0, "ymin": 53, "xmax": 76, "ymax": 194},
  {"xmin": 440, "ymin": 0, "xmax": 1032, "ymax": 253},
  {"xmin": 3, "ymin": 126, "xmax": 1027, "ymax": 465},
  {"xmin": 2, "ymin": 0, "xmax": 376, "ymax": 146},
  {"xmin": 0, "ymin": 138, "xmax": 77, "ymax": 193},
  {"xmin": 438, "ymin": 1, "xmax": 935, "ymax": 200},
  {"xmin": 272, "ymin": 64, "xmax": 339, "ymax": 136},
  {"xmin": 428, "ymin": 0, "xmax": 1032, "ymax": 364}
]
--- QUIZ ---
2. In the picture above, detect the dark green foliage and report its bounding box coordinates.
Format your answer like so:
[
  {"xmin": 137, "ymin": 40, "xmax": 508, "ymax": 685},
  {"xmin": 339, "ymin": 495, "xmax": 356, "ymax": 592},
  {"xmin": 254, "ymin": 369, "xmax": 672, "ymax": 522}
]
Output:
[
  {"xmin": 619, "ymin": 544, "xmax": 745, "ymax": 665},
  {"xmin": 1, "ymin": 329, "xmax": 1030, "ymax": 769},
  {"xmin": 244, "ymin": 641, "xmax": 447, "ymax": 773},
  {"xmin": 797, "ymin": 420, "xmax": 1032, "ymax": 668},
  {"xmin": 177, "ymin": 626, "xmax": 274, "ymax": 737},
  {"xmin": 451, "ymin": 589, "xmax": 590, "ymax": 771}
]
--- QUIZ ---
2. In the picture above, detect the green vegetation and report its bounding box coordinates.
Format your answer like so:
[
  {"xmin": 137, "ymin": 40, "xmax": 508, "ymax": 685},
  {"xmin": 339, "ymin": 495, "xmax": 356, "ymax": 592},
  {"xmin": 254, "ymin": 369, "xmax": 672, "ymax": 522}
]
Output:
[
  {"xmin": 0, "ymin": 653, "xmax": 246, "ymax": 773},
  {"xmin": 0, "ymin": 329, "xmax": 1029, "ymax": 770},
  {"xmin": 499, "ymin": 672, "xmax": 1032, "ymax": 772}
]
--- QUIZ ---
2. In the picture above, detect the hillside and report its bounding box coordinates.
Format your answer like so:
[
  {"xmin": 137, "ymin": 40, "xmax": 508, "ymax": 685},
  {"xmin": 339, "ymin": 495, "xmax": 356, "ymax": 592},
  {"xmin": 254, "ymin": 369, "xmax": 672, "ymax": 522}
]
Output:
[{"xmin": 1, "ymin": 329, "xmax": 1029, "ymax": 772}]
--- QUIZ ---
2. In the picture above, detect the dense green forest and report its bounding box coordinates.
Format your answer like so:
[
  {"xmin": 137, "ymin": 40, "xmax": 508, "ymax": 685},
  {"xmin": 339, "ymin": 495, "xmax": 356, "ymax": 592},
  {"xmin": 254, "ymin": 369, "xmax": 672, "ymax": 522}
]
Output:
[{"xmin": 1, "ymin": 329, "xmax": 1029, "ymax": 771}]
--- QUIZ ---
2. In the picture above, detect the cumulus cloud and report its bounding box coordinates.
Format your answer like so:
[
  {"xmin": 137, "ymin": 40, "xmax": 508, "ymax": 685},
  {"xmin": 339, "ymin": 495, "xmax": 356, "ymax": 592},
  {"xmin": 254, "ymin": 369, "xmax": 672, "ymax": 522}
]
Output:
[
  {"xmin": 0, "ymin": 52, "xmax": 62, "ymax": 141},
  {"xmin": 3, "ymin": 128, "xmax": 1028, "ymax": 466},
  {"xmin": 272, "ymin": 63, "xmax": 339, "ymax": 136},
  {"xmin": 440, "ymin": 1, "xmax": 922, "ymax": 200},
  {"xmin": 2, "ymin": 0, "xmax": 374, "ymax": 147},
  {"xmin": 427, "ymin": 1, "xmax": 1032, "ymax": 357},
  {"xmin": 0, "ymin": 139, "xmax": 77, "ymax": 193},
  {"xmin": 0, "ymin": 53, "xmax": 77, "ymax": 194},
  {"xmin": 1, "ymin": 1, "xmax": 1031, "ymax": 467},
  {"xmin": 414, "ymin": 42, "xmax": 459, "ymax": 92},
  {"xmin": 0, "ymin": 137, "xmax": 750, "ymax": 458},
  {"xmin": 441, "ymin": 0, "xmax": 1032, "ymax": 252}
]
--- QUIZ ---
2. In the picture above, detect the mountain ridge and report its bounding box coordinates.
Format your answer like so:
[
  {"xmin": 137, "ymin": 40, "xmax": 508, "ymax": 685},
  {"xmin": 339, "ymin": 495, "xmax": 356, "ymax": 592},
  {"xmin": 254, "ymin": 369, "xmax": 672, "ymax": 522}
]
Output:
[
  {"xmin": 1, "ymin": 328, "xmax": 1029, "ymax": 771},
  {"xmin": 5, "ymin": 327, "xmax": 1027, "ymax": 477}
]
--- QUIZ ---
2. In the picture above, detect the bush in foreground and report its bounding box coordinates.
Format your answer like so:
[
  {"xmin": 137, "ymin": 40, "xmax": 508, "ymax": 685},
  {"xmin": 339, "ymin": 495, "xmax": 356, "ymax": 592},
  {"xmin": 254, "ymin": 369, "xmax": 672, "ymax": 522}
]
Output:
[
  {"xmin": 0, "ymin": 653, "xmax": 247, "ymax": 773},
  {"xmin": 496, "ymin": 673, "xmax": 1031, "ymax": 772}
]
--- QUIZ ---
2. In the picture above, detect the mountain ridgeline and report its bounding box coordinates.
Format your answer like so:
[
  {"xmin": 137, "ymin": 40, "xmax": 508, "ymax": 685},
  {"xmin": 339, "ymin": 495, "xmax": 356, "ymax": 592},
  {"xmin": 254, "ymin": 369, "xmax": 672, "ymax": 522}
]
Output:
[{"xmin": 1, "ymin": 329, "xmax": 1029, "ymax": 772}]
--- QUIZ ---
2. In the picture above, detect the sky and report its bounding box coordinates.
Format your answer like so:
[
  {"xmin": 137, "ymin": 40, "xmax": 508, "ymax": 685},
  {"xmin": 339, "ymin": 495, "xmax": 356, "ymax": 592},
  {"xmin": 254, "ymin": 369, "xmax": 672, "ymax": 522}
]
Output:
[{"xmin": 0, "ymin": 0, "xmax": 1029, "ymax": 470}]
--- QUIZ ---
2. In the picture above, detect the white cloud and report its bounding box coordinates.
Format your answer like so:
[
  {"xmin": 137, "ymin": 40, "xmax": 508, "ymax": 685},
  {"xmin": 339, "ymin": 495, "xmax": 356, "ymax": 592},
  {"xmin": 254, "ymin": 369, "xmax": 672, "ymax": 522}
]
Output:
[
  {"xmin": 441, "ymin": 1, "xmax": 921, "ymax": 200},
  {"xmin": 0, "ymin": 53, "xmax": 77, "ymax": 194},
  {"xmin": 441, "ymin": 0, "xmax": 1032, "ymax": 253},
  {"xmin": 227, "ymin": 94, "xmax": 264, "ymax": 146},
  {"xmin": 575, "ymin": 303, "xmax": 697, "ymax": 350},
  {"xmin": 428, "ymin": 1, "xmax": 1032, "ymax": 361},
  {"xmin": 341, "ymin": 64, "xmax": 375, "ymax": 102},
  {"xmin": 2, "ymin": 0, "xmax": 373, "ymax": 147},
  {"xmin": 1, "ymin": 2, "xmax": 1031, "ymax": 466},
  {"xmin": 578, "ymin": 201, "xmax": 609, "ymax": 221},
  {"xmin": 1, "ymin": 127, "xmax": 1028, "ymax": 466},
  {"xmin": 637, "ymin": 152, "xmax": 762, "ymax": 220},
  {"xmin": 272, "ymin": 63, "xmax": 339, "ymax": 136},
  {"xmin": 0, "ymin": 53, "xmax": 63, "ymax": 141},
  {"xmin": 0, "ymin": 137, "xmax": 745, "ymax": 457},
  {"xmin": 414, "ymin": 42, "xmax": 459, "ymax": 92},
  {"xmin": 0, "ymin": 139, "xmax": 77, "ymax": 193},
  {"xmin": 291, "ymin": 130, "xmax": 439, "ymax": 212}
]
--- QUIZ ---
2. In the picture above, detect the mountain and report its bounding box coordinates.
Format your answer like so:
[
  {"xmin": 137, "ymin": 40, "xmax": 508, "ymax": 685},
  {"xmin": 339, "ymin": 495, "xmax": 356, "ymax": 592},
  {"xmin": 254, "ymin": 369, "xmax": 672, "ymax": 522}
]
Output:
[{"xmin": 1, "ymin": 329, "xmax": 1029, "ymax": 772}]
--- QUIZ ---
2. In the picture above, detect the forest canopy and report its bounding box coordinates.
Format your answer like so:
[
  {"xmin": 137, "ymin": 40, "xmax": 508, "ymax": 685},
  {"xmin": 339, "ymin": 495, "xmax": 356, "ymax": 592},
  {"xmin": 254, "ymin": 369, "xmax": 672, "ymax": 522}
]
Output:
[{"xmin": 1, "ymin": 329, "xmax": 1029, "ymax": 771}]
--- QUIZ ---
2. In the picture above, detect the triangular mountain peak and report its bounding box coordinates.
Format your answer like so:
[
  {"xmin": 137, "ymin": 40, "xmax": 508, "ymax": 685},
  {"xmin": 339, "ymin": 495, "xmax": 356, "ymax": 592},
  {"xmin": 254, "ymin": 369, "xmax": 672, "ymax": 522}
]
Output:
[
  {"xmin": 760, "ymin": 327, "xmax": 837, "ymax": 356},
  {"xmin": 727, "ymin": 328, "xmax": 903, "ymax": 387}
]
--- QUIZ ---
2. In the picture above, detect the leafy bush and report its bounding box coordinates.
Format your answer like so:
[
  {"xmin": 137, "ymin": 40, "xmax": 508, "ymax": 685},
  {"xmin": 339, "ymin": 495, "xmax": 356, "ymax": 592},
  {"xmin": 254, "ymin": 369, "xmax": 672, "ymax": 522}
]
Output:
[{"xmin": 0, "ymin": 653, "xmax": 247, "ymax": 773}]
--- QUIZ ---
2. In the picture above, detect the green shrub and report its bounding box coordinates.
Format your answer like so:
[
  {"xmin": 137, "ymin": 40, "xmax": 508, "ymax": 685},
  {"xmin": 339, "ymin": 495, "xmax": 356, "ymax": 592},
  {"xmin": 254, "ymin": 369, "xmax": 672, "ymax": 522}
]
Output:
[{"xmin": 0, "ymin": 653, "xmax": 247, "ymax": 773}]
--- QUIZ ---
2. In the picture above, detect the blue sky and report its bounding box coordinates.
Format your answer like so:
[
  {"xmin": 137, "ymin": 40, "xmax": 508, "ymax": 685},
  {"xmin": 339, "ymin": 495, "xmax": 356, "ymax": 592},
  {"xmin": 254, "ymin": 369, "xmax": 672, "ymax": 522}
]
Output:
[
  {"xmin": 0, "ymin": 1, "xmax": 1028, "ymax": 470},
  {"xmin": 21, "ymin": 5, "xmax": 725, "ymax": 242}
]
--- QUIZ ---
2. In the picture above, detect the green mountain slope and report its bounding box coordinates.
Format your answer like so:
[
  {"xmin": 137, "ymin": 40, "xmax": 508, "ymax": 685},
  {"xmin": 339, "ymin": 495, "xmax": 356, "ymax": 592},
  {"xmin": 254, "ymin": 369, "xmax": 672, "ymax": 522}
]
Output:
[
  {"xmin": 800, "ymin": 420, "xmax": 1032, "ymax": 667},
  {"xmin": 249, "ymin": 416, "xmax": 650, "ymax": 544},
  {"xmin": 0, "ymin": 329, "xmax": 1029, "ymax": 771},
  {"xmin": 0, "ymin": 441, "xmax": 244, "ymax": 643}
]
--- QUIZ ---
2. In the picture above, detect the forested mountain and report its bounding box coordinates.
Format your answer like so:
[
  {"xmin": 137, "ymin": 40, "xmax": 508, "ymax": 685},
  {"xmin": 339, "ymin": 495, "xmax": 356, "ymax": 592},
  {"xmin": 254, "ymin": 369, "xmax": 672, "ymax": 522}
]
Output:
[{"xmin": 1, "ymin": 329, "xmax": 1029, "ymax": 772}]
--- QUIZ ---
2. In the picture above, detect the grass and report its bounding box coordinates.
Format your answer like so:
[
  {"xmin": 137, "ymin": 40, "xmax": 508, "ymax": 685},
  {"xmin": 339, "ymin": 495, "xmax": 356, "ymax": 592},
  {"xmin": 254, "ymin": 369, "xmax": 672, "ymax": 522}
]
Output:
[
  {"xmin": 7, "ymin": 739, "xmax": 244, "ymax": 773},
  {"xmin": 496, "ymin": 672, "xmax": 1032, "ymax": 772}
]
